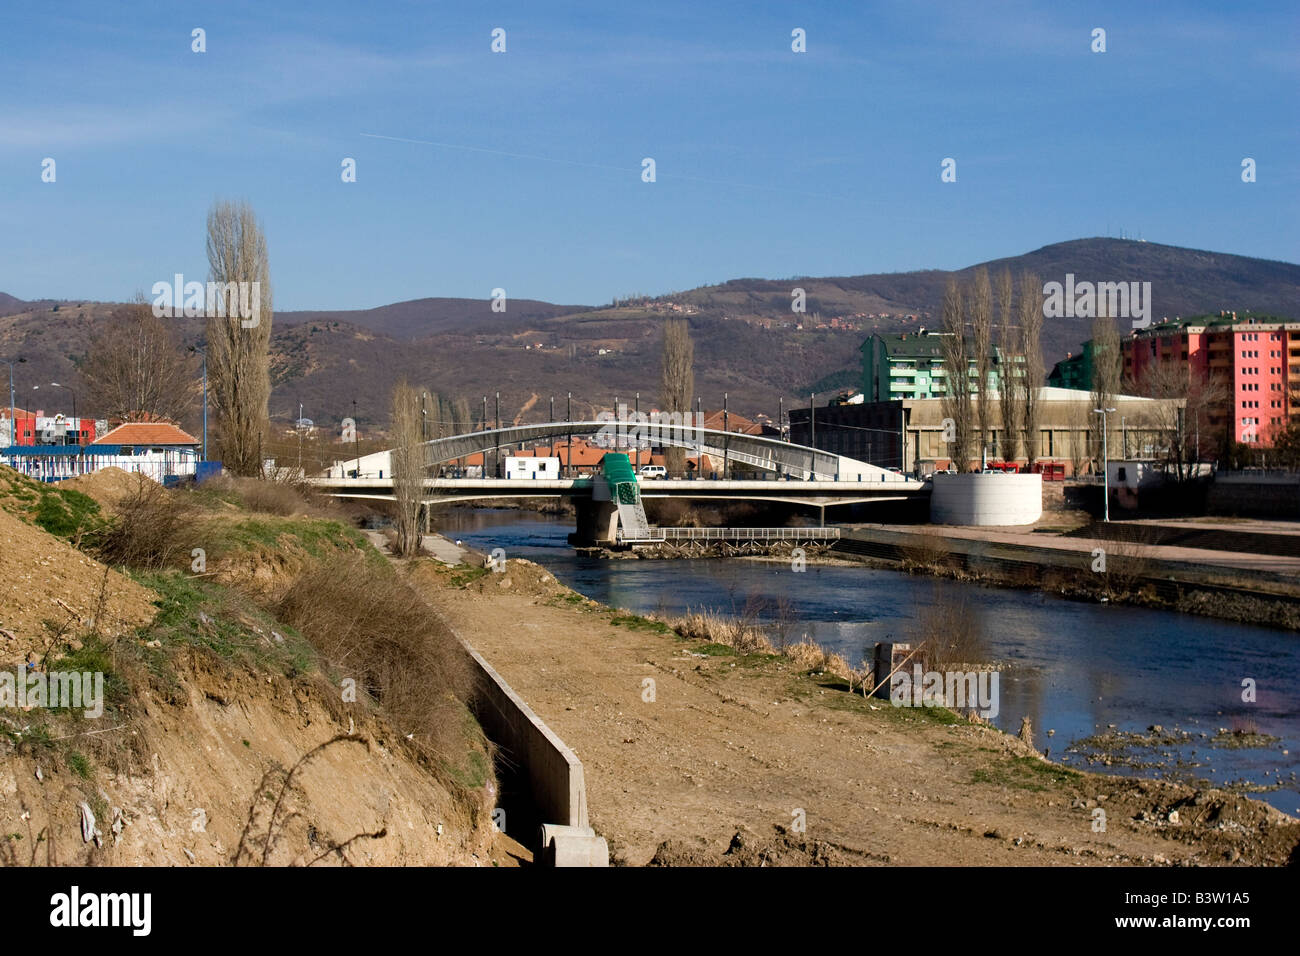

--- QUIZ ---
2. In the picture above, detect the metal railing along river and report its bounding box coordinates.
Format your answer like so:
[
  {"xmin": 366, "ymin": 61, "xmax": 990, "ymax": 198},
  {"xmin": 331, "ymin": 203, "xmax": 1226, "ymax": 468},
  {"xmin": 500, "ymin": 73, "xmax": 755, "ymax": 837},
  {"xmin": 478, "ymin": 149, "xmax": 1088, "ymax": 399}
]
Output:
[{"xmin": 618, "ymin": 526, "xmax": 842, "ymax": 545}]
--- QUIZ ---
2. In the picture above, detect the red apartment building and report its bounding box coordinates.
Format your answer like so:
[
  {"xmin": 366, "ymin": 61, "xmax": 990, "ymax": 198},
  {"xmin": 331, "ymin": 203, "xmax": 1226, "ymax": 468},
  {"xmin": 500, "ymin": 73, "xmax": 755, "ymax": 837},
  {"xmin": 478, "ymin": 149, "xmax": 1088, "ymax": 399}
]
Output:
[
  {"xmin": 1122, "ymin": 313, "xmax": 1300, "ymax": 447},
  {"xmin": 1, "ymin": 406, "xmax": 38, "ymax": 446}
]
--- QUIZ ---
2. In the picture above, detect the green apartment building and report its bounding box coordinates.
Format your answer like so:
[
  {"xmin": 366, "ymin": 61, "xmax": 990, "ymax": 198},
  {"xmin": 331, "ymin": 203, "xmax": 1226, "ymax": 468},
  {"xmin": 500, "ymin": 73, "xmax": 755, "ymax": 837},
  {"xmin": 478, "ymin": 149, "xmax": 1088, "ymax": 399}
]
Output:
[
  {"xmin": 1047, "ymin": 341, "xmax": 1094, "ymax": 391},
  {"xmin": 860, "ymin": 330, "xmax": 1005, "ymax": 401}
]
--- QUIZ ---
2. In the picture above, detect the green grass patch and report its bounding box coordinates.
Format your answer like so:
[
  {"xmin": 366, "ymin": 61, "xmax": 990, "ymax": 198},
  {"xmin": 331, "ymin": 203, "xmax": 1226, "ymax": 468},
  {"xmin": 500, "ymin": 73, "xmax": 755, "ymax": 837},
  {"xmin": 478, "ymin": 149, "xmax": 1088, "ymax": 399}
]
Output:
[
  {"xmin": 446, "ymin": 563, "xmax": 490, "ymax": 588},
  {"xmin": 132, "ymin": 570, "xmax": 317, "ymax": 679},
  {"xmin": 0, "ymin": 468, "xmax": 106, "ymax": 543},
  {"xmin": 65, "ymin": 750, "xmax": 93, "ymax": 780},
  {"xmin": 443, "ymin": 747, "xmax": 490, "ymax": 790},
  {"xmin": 47, "ymin": 636, "xmax": 132, "ymax": 717},
  {"xmin": 971, "ymin": 756, "xmax": 1081, "ymax": 791},
  {"xmin": 609, "ymin": 613, "xmax": 673, "ymax": 634},
  {"xmin": 213, "ymin": 517, "xmax": 369, "ymax": 560},
  {"xmin": 694, "ymin": 642, "xmax": 738, "ymax": 656}
]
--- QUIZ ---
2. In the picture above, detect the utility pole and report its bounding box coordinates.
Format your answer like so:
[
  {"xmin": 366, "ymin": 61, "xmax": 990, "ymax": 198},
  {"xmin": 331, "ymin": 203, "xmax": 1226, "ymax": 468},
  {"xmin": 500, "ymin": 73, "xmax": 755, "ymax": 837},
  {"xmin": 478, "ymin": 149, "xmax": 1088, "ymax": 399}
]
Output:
[
  {"xmin": 549, "ymin": 395, "xmax": 555, "ymax": 460},
  {"xmin": 297, "ymin": 401, "xmax": 303, "ymax": 477},
  {"xmin": 482, "ymin": 396, "xmax": 489, "ymax": 478},
  {"xmin": 810, "ymin": 393, "xmax": 816, "ymax": 451},
  {"xmin": 723, "ymin": 392, "xmax": 729, "ymax": 480},
  {"xmin": 189, "ymin": 345, "xmax": 208, "ymax": 461},
  {"xmin": 696, "ymin": 396, "xmax": 703, "ymax": 479},
  {"xmin": 566, "ymin": 392, "xmax": 572, "ymax": 477},
  {"xmin": 494, "ymin": 391, "xmax": 500, "ymax": 479},
  {"xmin": 352, "ymin": 399, "xmax": 360, "ymax": 478},
  {"xmin": 1094, "ymin": 406, "xmax": 1116, "ymax": 522},
  {"xmin": 3, "ymin": 359, "xmax": 16, "ymax": 449}
]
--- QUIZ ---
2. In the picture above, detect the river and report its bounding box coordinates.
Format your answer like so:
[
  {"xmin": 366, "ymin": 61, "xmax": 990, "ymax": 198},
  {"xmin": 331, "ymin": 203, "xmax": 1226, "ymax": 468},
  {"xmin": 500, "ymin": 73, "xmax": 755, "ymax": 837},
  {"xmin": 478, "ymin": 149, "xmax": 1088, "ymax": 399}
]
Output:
[{"xmin": 438, "ymin": 508, "xmax": 1300, "ymax": 815}]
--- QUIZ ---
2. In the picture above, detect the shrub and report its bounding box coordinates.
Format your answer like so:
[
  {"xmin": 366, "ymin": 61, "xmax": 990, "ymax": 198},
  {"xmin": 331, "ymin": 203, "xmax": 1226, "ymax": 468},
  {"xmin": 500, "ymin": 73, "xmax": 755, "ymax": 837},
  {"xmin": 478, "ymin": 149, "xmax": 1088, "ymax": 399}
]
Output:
[
  {"xmin": 274, "ymin": 553, "xmax": 475, "ymax": 762},
  {"xmin": 98, "ymin": 479, "xmax": 197, "ymax": 570}
]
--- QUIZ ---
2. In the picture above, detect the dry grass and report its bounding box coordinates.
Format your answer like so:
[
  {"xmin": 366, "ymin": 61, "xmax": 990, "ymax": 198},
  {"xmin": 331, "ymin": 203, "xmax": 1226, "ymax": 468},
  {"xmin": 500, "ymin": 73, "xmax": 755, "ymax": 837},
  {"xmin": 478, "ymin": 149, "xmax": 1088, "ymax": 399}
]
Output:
[
  {"xmin": 662, "ymin": 609, "xmax": 855, "ymax": 679},
  {"xmin": 669, "ymin": 609, "xmax": 775, "ymax": 654},
  {"xmin": 1098, "ymin": 527, "xmax": 1154, "ymax": 597},
  {"xmin": 97, "ymin": 479, "xmax": 199, "ymax": 571},
  {"xmin": 203, "ymin": 474, "xmax": 331, "ymax": 517},
  {"xmin": 274, "ymin": 552, "xmax": 476, "ymax": 764},
  {"xmin": 898, "ymin": 527, "xmax": 956, "ymax": 571},
  {"xmin": 912, "ymin": 589, "xmax": 991, "ymax": 673}
]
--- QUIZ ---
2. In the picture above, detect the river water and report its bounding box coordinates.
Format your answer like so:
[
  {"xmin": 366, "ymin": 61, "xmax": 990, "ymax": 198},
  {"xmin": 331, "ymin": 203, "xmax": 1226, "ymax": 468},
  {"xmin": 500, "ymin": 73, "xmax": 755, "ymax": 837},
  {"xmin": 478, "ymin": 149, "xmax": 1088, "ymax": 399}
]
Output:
[{"xmin": 438, "ymin": 508, "xmax": 1300, "ymax": 814}]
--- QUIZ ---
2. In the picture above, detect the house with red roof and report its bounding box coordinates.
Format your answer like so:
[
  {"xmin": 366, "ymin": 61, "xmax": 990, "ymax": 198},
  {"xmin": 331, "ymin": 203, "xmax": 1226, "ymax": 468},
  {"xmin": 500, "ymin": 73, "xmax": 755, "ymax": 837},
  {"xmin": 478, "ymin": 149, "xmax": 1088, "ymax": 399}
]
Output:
[{"xmin": 2, "ymin": 419, "xmax": 200, "ymax": 483}]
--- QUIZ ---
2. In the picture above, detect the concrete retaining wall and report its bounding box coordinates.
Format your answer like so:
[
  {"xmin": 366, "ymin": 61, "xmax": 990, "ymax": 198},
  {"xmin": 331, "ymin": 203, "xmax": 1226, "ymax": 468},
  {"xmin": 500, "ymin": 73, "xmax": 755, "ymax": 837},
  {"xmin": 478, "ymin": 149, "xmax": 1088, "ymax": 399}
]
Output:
[
  {"xmin": 1207, "ymin": 479, "xmax": 1300, "ymax": 518},
  {"xmin": 930, "ymin": 473, "xmax": 1043, "ymax": 526},
  {"xmin": 461, "ymin": 640, "xmax": 589, "ymax": 831}
]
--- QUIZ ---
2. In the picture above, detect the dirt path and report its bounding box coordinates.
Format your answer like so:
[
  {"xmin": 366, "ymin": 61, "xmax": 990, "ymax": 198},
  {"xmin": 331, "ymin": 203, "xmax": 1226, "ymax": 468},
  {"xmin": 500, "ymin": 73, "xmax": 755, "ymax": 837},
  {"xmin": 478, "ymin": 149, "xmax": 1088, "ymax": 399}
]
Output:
[{"xmin": 414, "ymin": 559, "xmax": 1299, "ymax": 866}]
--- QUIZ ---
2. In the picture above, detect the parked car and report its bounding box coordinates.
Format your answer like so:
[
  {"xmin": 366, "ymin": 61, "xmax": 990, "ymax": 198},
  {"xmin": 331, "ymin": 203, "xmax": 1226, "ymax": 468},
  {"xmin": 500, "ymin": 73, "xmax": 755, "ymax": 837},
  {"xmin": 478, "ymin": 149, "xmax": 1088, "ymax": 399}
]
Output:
[{"xmin": 638, "ymin": 465, "xmax": 668, "ymax": 478}]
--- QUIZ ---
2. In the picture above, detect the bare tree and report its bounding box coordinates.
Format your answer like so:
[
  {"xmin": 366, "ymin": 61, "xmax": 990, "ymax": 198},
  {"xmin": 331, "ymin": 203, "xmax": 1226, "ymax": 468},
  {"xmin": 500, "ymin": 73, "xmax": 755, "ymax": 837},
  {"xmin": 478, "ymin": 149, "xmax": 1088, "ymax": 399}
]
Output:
[
  {"xmin": 1067, "ymin": 402, "xmax": 1093, "ymax": 476},
  {"xmin": 971, "ymin": 267, "xmax": 993, "ymax": 463},
  {"xmin": 939, "ymin": 279, "xmax": 973, "ymax": 471},
  {"xmin": 1018, "ymin": 270, "xmax": 1044, "ymax": 466},
  {"xmin": 82, "ymin": 297, "xmax": 197, "ymax": 424},
  {"xmin": 1271, "ymin": 418, "xmax": 1300, "ymax": 469},
  {"xmin": 1090, "ymin": 309, "xmax": 1122, "ymax": 425},
  {"xmin": 1126, "ymin": 362, "xmax": 1227, "ymax": 481},
  {"xmin": 206, "ymin": 200, "xmax": 273, "ymax": 476},
  {"xmin": 660, "ymin": 318, "xmax": 695, "ymax": 476},
  {"xmin": 390, "ymin": 380, "xmax": 425, "ymax": 556},
  {"xmin": 995, "ymin": 268, "xmax": 1021, "ymax": 462}
]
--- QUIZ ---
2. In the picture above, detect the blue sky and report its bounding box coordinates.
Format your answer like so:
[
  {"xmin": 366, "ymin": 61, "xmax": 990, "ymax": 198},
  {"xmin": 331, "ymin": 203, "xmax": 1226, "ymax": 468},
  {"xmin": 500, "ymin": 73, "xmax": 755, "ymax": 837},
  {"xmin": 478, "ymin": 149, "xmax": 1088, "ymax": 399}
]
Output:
[{"xmin": 2, "ymin": 0, "xmax": 1296, "ymax": 310}]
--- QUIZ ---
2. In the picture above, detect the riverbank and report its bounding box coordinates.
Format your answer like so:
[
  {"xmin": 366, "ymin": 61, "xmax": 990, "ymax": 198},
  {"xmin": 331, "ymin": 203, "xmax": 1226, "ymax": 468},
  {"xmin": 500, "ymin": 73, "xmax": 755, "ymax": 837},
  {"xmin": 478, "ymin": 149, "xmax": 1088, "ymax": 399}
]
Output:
[
  {"xmin": 831, "ymin": 524, "xmax": 1300, "ymax": 630},
  {"xmin": 404, "ymin": 544, "xmax": 1300, "ymax": 866}
]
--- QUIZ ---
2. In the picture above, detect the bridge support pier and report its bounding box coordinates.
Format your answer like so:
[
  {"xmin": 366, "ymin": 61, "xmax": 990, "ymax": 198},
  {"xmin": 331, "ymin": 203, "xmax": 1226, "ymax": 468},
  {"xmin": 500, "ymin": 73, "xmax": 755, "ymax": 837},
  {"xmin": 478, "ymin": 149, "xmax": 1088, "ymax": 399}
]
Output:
[{"xmin": 568, "ymin": 497, "xmax": 620, "ymax": 548}]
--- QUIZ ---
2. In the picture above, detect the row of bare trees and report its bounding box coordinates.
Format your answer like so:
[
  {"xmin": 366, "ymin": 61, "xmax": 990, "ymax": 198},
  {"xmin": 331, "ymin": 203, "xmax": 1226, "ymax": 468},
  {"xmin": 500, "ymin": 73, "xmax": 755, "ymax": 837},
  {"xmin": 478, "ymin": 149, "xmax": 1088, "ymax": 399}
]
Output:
[{"xmin": 942, "ymin": 268, "xmax": 1044, "ymax": 470}]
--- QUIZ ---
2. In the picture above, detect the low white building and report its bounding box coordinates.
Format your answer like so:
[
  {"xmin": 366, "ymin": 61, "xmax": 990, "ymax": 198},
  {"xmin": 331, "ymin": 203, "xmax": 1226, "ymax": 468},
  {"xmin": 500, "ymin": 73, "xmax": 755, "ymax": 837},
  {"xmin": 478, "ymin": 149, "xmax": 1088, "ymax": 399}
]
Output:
[{"xmin": 504, "ymin": 456, "xmax": 560, "ymax": 479}]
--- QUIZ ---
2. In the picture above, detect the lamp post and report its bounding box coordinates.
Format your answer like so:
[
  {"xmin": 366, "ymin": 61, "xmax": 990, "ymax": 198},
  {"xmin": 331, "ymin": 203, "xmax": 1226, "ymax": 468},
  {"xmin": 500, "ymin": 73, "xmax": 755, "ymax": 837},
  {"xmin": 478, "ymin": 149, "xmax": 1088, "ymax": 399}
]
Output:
[
  {"xmin": 352, "ymin": 399, "xmax": 360, "ymax": 478},
  {"xmin": 188, "ymin": 344, "xmax": 208, "ymax": 461},
  {"xmin": 2, "ymin": 356, "xmax": 25, "ymax": 449},
  {"xmin": 1093, "ymin": 406, "xmax": 1116, "ymax": 522},
  {"xmin": 48, "ymin": 381, "xmax": 80, "ymax": 476},
  {"xmin": 46, "ymin": 382, "xmax": 77, "ymax": 430}
]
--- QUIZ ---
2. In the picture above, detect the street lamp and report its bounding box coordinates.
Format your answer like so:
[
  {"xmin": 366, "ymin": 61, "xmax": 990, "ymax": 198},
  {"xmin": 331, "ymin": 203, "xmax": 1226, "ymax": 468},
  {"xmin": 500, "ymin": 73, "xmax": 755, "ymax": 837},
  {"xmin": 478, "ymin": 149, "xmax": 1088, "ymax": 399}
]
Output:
[
  {"xmin": 46, "ymin": 382, "xmax": 78, "ymax": 444},
  {"xmin": 188, "ymin": 344, "xmax": 208, "ymax": 461},
  {"xmin": 1093, "ymin": 406, "xmax": 1116, "ymax": 522},
  {"xmin": 2, "ymin": 356, "xmax": 25, "ymax": 448},
  {"xmin": 352, "ymin": 399, "xmax": 360, "ymax": 478}
]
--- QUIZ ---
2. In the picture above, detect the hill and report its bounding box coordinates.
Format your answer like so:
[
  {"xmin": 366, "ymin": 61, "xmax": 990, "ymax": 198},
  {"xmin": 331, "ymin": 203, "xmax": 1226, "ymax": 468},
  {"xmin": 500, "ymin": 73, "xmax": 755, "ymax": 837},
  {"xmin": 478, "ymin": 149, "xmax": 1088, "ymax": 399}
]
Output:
[{"xmin": 2, "ymin": 238, "xmax": 1296, "ymax": 433}]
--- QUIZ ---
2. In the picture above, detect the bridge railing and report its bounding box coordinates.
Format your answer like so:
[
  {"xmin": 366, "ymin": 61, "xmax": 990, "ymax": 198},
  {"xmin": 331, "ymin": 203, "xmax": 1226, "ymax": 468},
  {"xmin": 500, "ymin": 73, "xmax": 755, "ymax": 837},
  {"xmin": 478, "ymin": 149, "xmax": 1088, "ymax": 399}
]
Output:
[{"xmin": 617, "ymin": 526, "xmax": 842, "ymax": 544}]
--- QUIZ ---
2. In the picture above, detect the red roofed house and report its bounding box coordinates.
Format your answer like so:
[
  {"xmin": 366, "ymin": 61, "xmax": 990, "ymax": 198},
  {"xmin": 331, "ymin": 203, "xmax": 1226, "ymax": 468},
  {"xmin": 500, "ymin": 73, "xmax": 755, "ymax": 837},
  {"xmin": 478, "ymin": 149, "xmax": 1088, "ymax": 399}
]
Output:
[{"xmin": 87, "ymin": 421, "xmax": 201, "ymax": 482}]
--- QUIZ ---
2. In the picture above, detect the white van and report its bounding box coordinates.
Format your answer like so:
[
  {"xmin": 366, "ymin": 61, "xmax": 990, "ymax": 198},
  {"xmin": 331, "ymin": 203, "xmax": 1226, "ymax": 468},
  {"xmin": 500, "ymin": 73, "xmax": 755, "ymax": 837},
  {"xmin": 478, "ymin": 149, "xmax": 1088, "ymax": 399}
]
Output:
[{"xmin": 638, "ymin": 465, "xmax": 667, "ymax": 478}]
